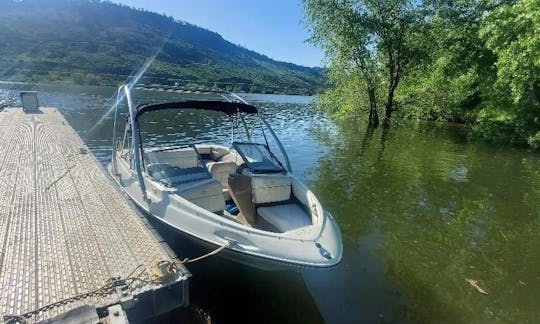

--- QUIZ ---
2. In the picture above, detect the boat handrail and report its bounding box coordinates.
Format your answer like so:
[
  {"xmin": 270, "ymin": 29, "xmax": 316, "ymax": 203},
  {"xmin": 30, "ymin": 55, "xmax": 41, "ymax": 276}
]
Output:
[
  {"xmin": 111, "ymin": 88, "xmax": 121, "ymax": 175},
  {"xmin": 114, "ymin": 84, "xmax": 148, "ymax": 201}
]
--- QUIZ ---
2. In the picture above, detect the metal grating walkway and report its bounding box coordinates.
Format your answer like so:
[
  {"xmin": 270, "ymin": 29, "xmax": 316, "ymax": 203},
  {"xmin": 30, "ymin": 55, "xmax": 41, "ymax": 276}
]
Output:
[{"xmin": 0, "ymin": 108, "xmax": 189, "ymax": 322}]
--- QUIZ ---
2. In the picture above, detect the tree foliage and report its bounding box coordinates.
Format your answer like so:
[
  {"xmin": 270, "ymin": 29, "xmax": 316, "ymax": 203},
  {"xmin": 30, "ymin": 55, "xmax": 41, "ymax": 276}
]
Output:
[
  {"xmin": 481, "ymin": 0, "xmax": 540, "ymax": 104},
  {"xmin": 303, "ymin": 0, "xmax": 540, "ymax": 148},
  {"xmin": 303, "ymin": 0, "xmax": 428, "ymax": 126},
  {"xmin": 474, "ymin": 0, "xmax": 540, "ymax": 148}
]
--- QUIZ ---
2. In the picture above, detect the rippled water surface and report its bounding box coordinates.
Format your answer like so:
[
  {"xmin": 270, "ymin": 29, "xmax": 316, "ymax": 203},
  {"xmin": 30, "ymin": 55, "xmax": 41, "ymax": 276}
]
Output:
[{"xmin": 2, "ymin": 83, "xmax": 540, "ymax": 323}]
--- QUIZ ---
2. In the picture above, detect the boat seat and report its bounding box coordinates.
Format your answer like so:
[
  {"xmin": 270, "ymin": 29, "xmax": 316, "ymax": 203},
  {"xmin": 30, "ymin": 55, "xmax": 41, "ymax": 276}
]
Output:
[
  {"xmin": 257, "ymin": 204, "xmax": 311, "ymax": 232},
  {"xmin": 210, "ymin": 147, "xmax": 229, "ymax": 161},
  {"xmin": 251, "ymin": 175, "xmax": 292, "ymax": 204},
  {"xmin": 207, "ymin": 161, "xmax": 237, "ymax": 200},
  {"xmin": 218, "ymin": 152, "xmax": 244, "ymax": 165},
  {"xmin": 206, "ymin": 161, "xmax": 237, "ymax": 188},
  {"xmin": 147, "ymin": 163, "xmax": 224, "ymax": 213},
  {"xmin": 147, "ymin": 164, "xmax": 211, "ymax": 186},
  {"xmin": 145, "ymin": 147, "xmax": 199, "ymax": 169},
  {"xmin": 194, "ymin": 145, "xmax": 212, "ymax": 155},
  {"xmin": 177, "ymin": 179, "xmax": 225, "ymax": 213}
]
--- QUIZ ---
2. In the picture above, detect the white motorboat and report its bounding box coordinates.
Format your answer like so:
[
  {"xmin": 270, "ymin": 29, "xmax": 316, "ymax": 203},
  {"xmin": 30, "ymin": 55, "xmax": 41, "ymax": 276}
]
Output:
[{"xmin": 108, "ymin": 84, "xmax": 342, "ymax": 270}]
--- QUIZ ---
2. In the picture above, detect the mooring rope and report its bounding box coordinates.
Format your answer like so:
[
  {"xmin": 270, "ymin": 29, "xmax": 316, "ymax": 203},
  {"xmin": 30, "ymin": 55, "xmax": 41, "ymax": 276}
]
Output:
[
  {"xmin": 3, "ymin": 240, "xmax": 232, "ymax": 323},
  {"xmin": 178, "ymin": 240, "xmax": 232, "ymax": 264}
]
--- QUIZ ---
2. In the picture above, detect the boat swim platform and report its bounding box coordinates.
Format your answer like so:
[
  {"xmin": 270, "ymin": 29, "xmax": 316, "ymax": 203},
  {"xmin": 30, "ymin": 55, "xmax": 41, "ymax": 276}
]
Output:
[{"xmin": 0, "ymin": 107, "xmax": 190, "ymax": 322}]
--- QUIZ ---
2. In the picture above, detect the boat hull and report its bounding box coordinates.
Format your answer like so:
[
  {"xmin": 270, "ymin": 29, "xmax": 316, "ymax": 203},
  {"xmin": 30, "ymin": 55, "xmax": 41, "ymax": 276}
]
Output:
[
  {"xmin": 141, "ymin": 207, "xmax": 319, "ymax": 271},
  {"xmin": 107, "ymin": 161, "xmax": 343, "ymax": 271}
]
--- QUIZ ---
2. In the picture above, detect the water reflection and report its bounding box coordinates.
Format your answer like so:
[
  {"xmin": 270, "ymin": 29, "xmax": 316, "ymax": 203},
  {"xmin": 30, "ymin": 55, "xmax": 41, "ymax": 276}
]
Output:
[{"xmin": 309, "ymin": 122, "xmax": 540, "ymax": 322}]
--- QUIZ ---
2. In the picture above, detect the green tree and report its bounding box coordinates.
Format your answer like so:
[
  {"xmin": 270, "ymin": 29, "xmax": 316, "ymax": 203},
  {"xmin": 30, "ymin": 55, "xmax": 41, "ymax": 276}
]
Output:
[
  {"xmin": 472, "ymin": 0, "xmax": 540, "ymax": 148},
  {"xmin": 303, "ymin": 0, "xmax": 427, "ymax": 126},
  {"xmin": 480, "ymin": 0, "xmax": 540, "ymax": 105},
  {"xmin": 396, "ymin": 0, "xmax": 494, "ymax": 122}
]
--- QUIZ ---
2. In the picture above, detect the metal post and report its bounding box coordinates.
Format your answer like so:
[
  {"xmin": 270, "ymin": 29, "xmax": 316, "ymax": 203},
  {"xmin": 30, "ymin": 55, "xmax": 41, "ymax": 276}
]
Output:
[
  {"xmin": 230, "ymin": 115, "xmax": 235, "ymax": 143},
  {"xmin": 124, "ymin": 86, "xmax": 148, "ymax": 200},
  {"xmin": 111, "ymin": 87, "xmax": 122, "ymax": 174},
  {"xmin": 239, "ymin": 114, "xmax": 251, "ymax": 142}
]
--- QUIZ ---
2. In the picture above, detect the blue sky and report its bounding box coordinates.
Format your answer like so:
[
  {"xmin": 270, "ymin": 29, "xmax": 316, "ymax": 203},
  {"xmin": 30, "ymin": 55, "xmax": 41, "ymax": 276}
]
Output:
[{"xmin": 114, "ymin": 0, "xmax": 324, "ymax": 67}]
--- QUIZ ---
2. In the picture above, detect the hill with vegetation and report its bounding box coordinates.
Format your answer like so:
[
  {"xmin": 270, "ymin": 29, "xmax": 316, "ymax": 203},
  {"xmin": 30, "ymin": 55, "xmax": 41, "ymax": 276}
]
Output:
[{"xmin": 0, "ymin": 0, "xmax": 324, "ymax": 94}]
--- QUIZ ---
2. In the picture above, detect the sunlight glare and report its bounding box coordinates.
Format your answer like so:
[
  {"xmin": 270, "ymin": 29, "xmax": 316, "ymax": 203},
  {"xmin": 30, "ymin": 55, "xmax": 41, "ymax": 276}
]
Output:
[{"xmin": 86, "ymin": 40, "xmax": 166, "ymax": 135}]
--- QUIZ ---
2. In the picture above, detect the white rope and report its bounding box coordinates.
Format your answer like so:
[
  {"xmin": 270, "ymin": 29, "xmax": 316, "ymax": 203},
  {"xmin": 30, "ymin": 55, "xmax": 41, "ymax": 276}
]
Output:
[{"xmin": 179, "ymin": 240, "xmax": 232, "ymax": 264}]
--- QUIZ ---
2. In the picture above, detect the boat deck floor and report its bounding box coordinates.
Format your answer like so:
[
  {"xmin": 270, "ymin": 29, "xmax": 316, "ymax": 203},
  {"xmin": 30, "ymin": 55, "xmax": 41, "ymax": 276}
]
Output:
[{"xmin": 0, "ymin": 108, "xmax": 189, "ymax": 322}]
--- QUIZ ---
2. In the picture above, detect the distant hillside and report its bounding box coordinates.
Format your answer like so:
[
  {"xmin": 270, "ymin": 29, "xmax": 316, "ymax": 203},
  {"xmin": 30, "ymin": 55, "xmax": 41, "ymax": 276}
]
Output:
[{"xmin": 0, "ymin": 0, "xmax": 324, "ymax": 94}]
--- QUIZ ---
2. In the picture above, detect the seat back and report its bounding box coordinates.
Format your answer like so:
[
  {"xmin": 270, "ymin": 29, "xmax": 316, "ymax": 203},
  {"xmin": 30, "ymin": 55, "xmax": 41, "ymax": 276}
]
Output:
[
  {"xmin": 146, "ymin": 148, "xmax": 199, "ymax": 169},
  {"xmin": 207, "ymin": 161, "xmax": 237, "ymax": 188},
  {"xmin": 251, "ymin": 175, "xmax": 292, "ymax": 204},
  {"xmin": 211, "ymin": 147, "xmax": 229, "ymax": 161},
  {"xmin": 218, "ymin": 152, "xmax": 244, "ymax": 165}
]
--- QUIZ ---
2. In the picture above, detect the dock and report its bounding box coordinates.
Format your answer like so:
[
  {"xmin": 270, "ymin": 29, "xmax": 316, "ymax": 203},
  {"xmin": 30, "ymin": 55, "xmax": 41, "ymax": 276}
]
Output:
[{"xmin": 0, "ymin": 105, "xmax": 190, "ymax": 322}]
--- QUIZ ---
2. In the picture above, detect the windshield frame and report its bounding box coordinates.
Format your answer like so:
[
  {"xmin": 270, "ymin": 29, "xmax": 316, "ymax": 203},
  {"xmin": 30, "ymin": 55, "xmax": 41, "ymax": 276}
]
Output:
[{"xmin": 232, "ymin": 141, "xmax": 285, "ymax": 174}]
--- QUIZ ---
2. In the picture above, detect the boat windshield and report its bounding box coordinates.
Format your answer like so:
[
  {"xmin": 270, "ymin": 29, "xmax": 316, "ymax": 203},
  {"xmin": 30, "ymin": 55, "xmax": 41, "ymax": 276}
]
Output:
[{"xmin": 232, "ymin": 142, "xmax": 284, "ymax": 174}]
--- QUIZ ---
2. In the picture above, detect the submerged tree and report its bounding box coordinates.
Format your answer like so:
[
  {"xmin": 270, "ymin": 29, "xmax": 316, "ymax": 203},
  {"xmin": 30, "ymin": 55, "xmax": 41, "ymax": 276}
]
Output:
[{"xmin": 303, "ymin": 0, "xmax": 427, "ymax": 126}]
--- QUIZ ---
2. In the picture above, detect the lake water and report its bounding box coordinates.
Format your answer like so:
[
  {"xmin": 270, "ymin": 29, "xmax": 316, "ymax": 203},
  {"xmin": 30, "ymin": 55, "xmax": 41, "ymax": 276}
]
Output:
[{"xmin": 1, "ymin": 83, "xmax": 539, "ymax": 323}]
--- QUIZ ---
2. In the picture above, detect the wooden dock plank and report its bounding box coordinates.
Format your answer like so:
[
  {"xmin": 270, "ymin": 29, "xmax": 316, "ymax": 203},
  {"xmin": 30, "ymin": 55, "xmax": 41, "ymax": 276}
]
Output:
[{"xmin": 0, "ymin": 108, "xmax": 189, "ymax": 321}]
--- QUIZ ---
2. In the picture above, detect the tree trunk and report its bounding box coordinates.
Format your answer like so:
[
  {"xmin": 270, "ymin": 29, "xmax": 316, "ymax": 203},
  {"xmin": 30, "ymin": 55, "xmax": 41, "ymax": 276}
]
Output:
[
  {"xmin": 367, "ymin": 87, "xmax": 379, "ymax": 128},
  {"xmin": 532, "ymin": 81, "xmax": 540, "ymax": 104},
  {"xmin": 384, "ymin": 45, "xmax": 402, "ymax": 127},
  {"xmin": 384, "ymin": 70, "xmax": 400, "ymax": 126},
  {"xmin": 384, "ymin": 91, "xmax": 394, "ymax": 126}
]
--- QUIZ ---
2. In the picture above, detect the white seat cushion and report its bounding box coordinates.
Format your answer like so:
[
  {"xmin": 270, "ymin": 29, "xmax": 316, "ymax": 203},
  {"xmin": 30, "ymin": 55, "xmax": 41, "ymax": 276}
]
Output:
[
  {"xmin": 206, "ymin": 161, "xmax": 237, "ymax": 188},
  {"xmin": 146, "ymin": 148, "xmax": 199, "ymax": 169},
  {"xmin": 194, "ymin": 145, "xmax": 212, "ymax": 155},
  {"xmin": 178, "ymin": 179, "xmax": 225, "ymax": 213},
  {"xmin": 257, "ymin": 204, "xmax": 311, "ymax": 232},
  {"xmin": 148, "ymin": 165, "xmax": 211, "ymax": 186},
  {"xmin": 210, "ymin": 147, "xmax": 229, "ymax": 161},
  {"xmin": 218, "ymin": 152, "xmax": 244, "ymax": 165},
  {"xmin": 251, "ymin": 175, "xmax": 291, "ymax": 204}
]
